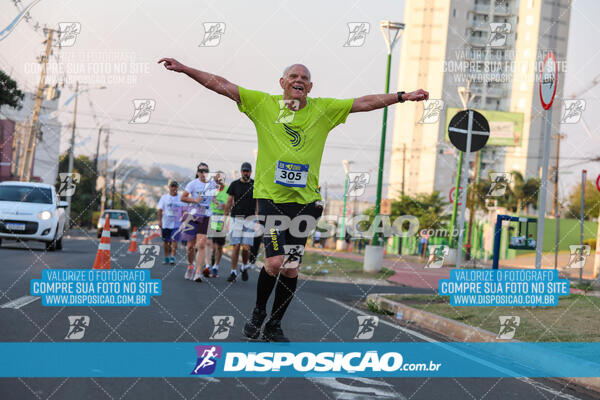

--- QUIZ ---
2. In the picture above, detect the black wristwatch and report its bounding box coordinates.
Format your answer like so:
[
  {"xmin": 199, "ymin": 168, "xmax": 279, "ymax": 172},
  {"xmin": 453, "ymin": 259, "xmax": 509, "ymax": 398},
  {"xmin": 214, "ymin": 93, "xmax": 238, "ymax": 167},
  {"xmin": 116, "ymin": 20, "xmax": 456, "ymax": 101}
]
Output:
[{"xmin": 397, "ymin": 91, "xmax": 406, "ymax": 103}]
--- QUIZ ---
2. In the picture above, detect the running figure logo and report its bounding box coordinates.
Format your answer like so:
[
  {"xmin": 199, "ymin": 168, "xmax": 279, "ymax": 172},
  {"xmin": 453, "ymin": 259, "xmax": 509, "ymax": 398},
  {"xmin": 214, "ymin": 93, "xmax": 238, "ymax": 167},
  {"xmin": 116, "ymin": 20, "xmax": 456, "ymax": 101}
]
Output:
[
  {"xmin": 65, "ymin": 315, "xmax": 90, "ymax": 340},
  {"xmin": 281, "ymin": 245, "xmax": 305, "ymax": 269},
  {"xmin": 136, "ymin": 245, "xmax": 160, "ymax": 269},
  {"xmin": 171, "ymin": 210, "xmax": 197, "ymax": 241},
  {"xmin": 275, "ymin": 100, "xmax": 299, "ymax": 124},
  {"xmin": 497, "ymin": 316, "xmax": 520, "ymax": 339},
  {"xmin": 561, "ymin": 99, "xmax": 586, "ymax": 124},
  {"xmin": 487, "ymin": 172, "xmax": 511, "ymax": 198},
  {"xmin": 191, "ymin": 345, "xmax": 222, "ymax": 375},
  {"xmin": 565, "ymin": 245, "xmax": 590, "ymax": 269},
  {"xmin": 57, "ymin": 22, "xmax": 81, "ymax": 47},
  {"xmin": 129, "ymin": 99, "xmax": 156, "ymax": 124},
  {"xmin": 204, "ymin": 172, "xmax": 226, "ymax": 196},
  {"xmin": 347, "ymin": 172, "xmax": 370, "ymax": 197},
  {"xmin": 425, "ymin": 245, "xmax": 449, "ymax": 269},
  {"xmin": 343, "ymin": 22, "xmax": 370, "ymax": 47},
  {"xmin": 418, "ymin": 99, "xmax": 444, "ymax": 124},
  {"xmin": 199, "ymin": 22, "xmax": 225, "ymax": 47},
  {"xmin": 354, "ymin": 315, "xmax": 379, "ymax": 340},
  {"xmin": 487, "ymin": 23, "xmax": 511, "ymax": 47},
  {"xmin": 210, "ymin": 316, "xmax": 234, "ymax": 340},
  {"xmin": 58, "ymin": 172, "xmax": 80, "ymax": 197}
]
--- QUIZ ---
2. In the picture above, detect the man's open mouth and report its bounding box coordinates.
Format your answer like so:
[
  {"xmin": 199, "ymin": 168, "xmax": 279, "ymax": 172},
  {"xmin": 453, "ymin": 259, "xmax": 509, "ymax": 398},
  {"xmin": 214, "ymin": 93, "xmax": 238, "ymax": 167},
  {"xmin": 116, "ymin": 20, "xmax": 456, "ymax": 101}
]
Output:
[{"xmin": 292, "ymin": 85, "xmax": 304, "ymax": 92}]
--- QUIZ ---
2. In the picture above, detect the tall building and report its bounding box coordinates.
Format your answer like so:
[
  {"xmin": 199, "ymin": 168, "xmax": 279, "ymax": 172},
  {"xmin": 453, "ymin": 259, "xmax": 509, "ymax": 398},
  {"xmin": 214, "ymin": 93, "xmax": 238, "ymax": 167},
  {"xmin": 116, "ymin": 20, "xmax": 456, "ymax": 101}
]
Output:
[
  {"xmin": 389, "ymin": 0, "xmax": 571, "ymax": 212},
  {"xmin": 0, "ymin": 119, "xmax": 16, "ymax": 181}
]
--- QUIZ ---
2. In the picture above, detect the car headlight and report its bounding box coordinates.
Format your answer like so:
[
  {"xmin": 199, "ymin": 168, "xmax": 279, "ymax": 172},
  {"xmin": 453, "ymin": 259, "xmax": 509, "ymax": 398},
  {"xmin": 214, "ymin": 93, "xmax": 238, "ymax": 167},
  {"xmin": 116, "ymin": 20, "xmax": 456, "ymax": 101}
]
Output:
[{"xmin": 38, "ymin": 210, "xmax": 53, "ymax": 220}]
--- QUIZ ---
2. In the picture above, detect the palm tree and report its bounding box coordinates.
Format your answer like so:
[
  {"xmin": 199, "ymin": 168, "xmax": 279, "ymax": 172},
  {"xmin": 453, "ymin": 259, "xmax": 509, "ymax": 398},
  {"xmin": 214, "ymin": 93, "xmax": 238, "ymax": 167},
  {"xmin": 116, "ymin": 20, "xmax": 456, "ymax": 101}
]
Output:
[
  {"xmin": 505, "ymin": 171, "xmax": 539, "ymax": 214},
  {"xmin": 470, "ymin": 171, "xmax": 539, "ymax": 215}
]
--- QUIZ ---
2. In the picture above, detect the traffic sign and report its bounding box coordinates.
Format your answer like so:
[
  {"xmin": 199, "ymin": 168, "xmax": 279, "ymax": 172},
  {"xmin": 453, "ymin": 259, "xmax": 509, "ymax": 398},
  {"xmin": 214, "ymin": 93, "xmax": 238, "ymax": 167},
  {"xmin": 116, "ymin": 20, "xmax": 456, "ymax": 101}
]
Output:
[
  {"xmin": 448, "ymin": 110, "xmax": 490, "ymax": 152},
  {"xmin": 535, "ymin": 50, "xmax": 558, "ymax": 269},
  {"xmin": 449, "ymin": 186, "xmax": 463, "ymax": 205},
  {"xmin": 596, "ymin": 174, "xmax": 600, "ymax": 193},
  {"xmin": 539, "ymin": 52, "xmax": 557, "ymax": 110}
]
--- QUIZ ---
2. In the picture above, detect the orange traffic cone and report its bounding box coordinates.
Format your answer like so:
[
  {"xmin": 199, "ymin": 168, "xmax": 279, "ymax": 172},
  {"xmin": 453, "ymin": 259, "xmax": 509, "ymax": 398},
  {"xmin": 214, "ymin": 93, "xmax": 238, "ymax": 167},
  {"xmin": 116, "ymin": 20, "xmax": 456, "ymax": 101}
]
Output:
[
  {"xmin": 93, "ymin": 216, "xmax": 111, "ymax": 269},
  {"xmin": 143, "ymin": 233, "xmax": 149, "ymax": 245},
  {"xmin": 128, "ymin": 227, "xmax": 138, "ymax": 253}
]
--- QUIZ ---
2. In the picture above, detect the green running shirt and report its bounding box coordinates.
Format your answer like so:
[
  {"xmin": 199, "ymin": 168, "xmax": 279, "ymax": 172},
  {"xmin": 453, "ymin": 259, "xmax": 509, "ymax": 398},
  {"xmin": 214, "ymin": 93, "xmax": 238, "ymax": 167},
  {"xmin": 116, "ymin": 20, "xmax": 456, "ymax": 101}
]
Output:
[
  {"xmin": 237, "ymin": 86, "xmax": 354, "ymax": 204},
  {"xmin": 210, "ymin": 186, "xmax": 228, "ymax": 231}
]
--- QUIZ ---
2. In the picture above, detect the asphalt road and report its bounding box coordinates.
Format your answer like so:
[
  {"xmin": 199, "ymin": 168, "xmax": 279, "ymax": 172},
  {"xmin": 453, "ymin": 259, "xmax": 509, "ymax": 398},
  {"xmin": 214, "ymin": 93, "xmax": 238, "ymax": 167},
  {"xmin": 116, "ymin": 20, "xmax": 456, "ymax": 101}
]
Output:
[{"xmin": 0, "ymin": 231, "xmax": 595, "ymax": 400}]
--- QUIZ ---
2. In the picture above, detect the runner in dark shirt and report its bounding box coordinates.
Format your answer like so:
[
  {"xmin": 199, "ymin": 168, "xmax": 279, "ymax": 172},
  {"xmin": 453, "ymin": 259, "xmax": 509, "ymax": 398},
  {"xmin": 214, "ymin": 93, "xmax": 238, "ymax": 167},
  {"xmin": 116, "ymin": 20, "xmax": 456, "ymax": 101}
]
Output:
[{"xmin": 224, "ymin": 162, "xmax": 257, "ymax": 282}]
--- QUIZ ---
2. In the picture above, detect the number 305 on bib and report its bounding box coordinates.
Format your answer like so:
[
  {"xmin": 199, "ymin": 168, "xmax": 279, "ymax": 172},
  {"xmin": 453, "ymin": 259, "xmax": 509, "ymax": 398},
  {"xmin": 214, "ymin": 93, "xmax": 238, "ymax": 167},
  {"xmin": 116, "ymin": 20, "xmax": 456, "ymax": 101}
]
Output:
[{"xmin": 274, "ymin": 161, "xmax": 309, "ymax": 188}]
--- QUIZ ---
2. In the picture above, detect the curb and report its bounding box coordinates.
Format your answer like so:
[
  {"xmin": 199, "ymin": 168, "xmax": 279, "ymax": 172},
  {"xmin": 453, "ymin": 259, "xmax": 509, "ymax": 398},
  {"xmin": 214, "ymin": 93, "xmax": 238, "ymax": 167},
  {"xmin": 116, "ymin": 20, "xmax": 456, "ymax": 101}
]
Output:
[
  {"xmin": 366, "ymin": 293, "xmax": 502, "ymax": 342},
  {"xmin": 367, "ymin": 293, "xmax": 600, "ymax": 394}
]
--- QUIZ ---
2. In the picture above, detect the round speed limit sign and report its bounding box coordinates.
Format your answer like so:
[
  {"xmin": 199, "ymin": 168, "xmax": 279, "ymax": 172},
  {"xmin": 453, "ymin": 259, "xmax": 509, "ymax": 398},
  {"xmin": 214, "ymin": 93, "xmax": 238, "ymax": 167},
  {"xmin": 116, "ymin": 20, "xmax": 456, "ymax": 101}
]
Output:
[{"xmin": 539, "ymin": 52, "xmax": 557, "ymax": 110}]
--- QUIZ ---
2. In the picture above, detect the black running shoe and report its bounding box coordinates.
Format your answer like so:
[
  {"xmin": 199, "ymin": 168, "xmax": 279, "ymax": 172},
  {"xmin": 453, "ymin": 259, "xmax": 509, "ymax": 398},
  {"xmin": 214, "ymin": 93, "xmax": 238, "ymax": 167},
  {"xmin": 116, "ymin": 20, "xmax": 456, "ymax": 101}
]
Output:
[
  {"xmin": 226, "ymin": 272, "xmax": 237, "ymax": 282},
  {"xmin": 243, "ymin": 307, "xmax": 267, "ymax": 339},
  {"xmin": 241, "ymin": 266, "xmax": 248, "ymax": 281},
  {"xmin": 262, "ymin": 319, "xmax": 289, "ymax": 342}
]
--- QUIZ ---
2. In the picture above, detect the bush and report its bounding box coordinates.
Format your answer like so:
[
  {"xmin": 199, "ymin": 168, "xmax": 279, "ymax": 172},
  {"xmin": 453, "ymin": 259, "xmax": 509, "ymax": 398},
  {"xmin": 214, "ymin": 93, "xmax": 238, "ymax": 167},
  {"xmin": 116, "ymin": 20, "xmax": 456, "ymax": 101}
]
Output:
[{"xmin": 127, "ymin": 202, "xmax": 157, "ymax": 228}]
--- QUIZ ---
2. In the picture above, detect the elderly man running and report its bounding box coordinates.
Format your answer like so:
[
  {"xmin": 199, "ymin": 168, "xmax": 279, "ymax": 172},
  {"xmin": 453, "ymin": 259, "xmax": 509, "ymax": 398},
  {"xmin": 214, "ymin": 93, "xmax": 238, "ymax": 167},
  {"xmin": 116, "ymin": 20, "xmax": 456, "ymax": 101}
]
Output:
[{"xmin": 159, "ymin": 57, "xmax": 428, "ymax": 341}]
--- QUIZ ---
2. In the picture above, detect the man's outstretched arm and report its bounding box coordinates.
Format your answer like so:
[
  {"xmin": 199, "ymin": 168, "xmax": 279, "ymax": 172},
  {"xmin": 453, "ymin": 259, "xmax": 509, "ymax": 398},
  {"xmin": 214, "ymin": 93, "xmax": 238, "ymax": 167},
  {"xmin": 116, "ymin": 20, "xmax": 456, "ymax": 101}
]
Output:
[
  {"xmin": 158, "ymin": 58, "xmax": 240, "ymax": 103},
  {"xmin": 350, "ymin": 89, "xmax": 429, "ymax": 113}
]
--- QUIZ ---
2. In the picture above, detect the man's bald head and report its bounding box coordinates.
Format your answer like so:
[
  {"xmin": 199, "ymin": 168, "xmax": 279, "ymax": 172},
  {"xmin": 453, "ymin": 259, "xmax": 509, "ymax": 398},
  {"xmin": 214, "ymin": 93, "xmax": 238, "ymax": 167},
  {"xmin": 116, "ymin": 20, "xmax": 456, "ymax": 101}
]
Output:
[{"xmin": 282, "ymin": 64, "xmax": 311, "ymax": 81}]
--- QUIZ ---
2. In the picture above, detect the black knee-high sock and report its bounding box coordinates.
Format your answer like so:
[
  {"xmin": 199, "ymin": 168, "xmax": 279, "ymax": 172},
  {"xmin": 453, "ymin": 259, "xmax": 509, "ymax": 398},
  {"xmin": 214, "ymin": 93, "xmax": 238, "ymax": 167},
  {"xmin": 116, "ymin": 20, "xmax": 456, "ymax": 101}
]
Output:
[
  {"xmin": 270, "ymin": 275, "xmax": 298, "ymax": 321},
  {"xmin": 255, "ymin": 267, "xmax": 277, "ymax": 311}
]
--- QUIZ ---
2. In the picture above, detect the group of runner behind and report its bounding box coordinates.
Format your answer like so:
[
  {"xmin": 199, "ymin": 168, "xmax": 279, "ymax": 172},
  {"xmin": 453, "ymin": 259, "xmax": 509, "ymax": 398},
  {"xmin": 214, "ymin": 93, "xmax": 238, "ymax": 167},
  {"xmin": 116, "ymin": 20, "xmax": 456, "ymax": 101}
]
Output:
[{"xmin": 157, "ymin": 162, "xmax": 260, "ymax": 283}]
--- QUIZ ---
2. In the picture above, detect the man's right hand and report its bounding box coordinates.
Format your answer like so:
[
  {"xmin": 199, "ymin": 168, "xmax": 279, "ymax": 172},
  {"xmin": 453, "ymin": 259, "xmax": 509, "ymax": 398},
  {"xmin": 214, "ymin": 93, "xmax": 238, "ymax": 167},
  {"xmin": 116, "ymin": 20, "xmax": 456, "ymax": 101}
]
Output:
[{"xmin": 158, "ymin": 58, "xmax": 186, "ymax": 73}]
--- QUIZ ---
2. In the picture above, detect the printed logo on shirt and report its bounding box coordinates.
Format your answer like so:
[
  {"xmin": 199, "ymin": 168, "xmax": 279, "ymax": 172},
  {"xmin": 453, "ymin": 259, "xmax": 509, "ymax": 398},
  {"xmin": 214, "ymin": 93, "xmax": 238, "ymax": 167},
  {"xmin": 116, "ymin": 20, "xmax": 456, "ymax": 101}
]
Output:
[{"xmin": 282, "ymin": 124, "xmax": 305, "ymax": 150}]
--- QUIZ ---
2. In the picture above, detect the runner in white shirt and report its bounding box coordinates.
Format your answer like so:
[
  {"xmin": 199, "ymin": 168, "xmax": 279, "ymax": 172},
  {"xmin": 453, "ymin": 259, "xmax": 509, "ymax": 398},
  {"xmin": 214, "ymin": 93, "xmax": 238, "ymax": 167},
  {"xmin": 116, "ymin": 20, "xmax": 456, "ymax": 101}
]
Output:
[
  {"xmin": 179, "ymin": 163, "xmax": 218, "ymax": 282},
  {"xmin": 157, "ymin": 180, "xmax": 184, "ymax": 265}
]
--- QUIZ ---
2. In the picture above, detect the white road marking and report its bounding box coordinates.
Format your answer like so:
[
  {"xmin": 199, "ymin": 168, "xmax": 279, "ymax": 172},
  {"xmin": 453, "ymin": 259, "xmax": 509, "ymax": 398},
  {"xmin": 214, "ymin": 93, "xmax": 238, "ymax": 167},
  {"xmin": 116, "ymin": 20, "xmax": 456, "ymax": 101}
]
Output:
[
  {"xmin": 309, "ymin": 377, "xmax": 402, "ymax": 399},
  {"xmin": 0, "ymin": 295, "xmax": 40, "ymax": 309},
  {"xmin": 325, "ymin": 297, "xmax": 584, "ymax": 400}
]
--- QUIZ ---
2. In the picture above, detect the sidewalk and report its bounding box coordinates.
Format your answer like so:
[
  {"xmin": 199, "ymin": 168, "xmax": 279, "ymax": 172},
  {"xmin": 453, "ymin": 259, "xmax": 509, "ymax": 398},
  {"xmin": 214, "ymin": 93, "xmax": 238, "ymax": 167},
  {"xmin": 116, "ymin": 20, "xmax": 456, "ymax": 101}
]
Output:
[
  {"xmin": 306, "ymin": 247, "xmax": 449, "ymax": 290},
  {"xmin": 305, "ymin": 247, "xmax": 599, "ymax": 291}
]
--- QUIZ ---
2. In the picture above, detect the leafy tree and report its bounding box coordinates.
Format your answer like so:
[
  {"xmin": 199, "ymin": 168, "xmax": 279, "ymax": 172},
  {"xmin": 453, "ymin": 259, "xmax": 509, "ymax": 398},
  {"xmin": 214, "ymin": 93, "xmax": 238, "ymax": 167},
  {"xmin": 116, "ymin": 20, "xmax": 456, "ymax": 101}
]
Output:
[
  {"xmin": 127, "ymin": 201, "xmax": 157, "ymax": 228},
  {"xmin": 56, "ymin": 154, "xmax": 100, "ymax": 227},
  {"xmin": 362, "ymin": 191, "xmax": 448, "ymax": 237},
  {"xmin": 567, "ymin": 180, "xmax": 600, "ymax": 220},
  {"xmin": 472, "ymin": 171, "xmax": 539, "ymax": 214},
  {"xmin": 391, "ymin": 192, "xmax": 448, "ymax": 230},
  {"xmin": 0, "ymin": 70, "xmax": 24, "ymax": 109}
]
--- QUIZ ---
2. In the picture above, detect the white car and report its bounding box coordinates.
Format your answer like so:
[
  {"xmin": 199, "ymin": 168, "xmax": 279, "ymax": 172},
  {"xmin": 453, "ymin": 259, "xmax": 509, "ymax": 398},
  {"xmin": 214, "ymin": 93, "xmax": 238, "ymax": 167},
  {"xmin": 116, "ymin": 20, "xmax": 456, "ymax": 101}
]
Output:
[
  {"xmin": 0, "ymin": 181, "xmax": 67, "ymax": 251},
  {"xmin": 97, "ymin": 209, "xmax": 131, "ymax": 240}
]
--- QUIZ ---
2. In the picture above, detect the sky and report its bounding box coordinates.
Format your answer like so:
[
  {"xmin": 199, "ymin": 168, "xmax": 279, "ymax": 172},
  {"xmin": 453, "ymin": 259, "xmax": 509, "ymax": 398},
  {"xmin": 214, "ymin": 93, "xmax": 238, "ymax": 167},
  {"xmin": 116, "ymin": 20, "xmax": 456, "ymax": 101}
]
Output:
[{"xmin": 0, "ymin": 0, "xmax": 599, "ymax": 202}]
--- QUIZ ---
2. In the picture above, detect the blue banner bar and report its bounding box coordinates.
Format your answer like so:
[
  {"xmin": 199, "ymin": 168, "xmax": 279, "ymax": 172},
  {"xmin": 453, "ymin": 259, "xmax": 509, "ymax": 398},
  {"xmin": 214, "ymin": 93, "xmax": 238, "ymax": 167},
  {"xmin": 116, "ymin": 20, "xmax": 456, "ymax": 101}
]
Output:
[{"xmin": 1, "ymin": 342, "xmax": 599, "ymax": 378}]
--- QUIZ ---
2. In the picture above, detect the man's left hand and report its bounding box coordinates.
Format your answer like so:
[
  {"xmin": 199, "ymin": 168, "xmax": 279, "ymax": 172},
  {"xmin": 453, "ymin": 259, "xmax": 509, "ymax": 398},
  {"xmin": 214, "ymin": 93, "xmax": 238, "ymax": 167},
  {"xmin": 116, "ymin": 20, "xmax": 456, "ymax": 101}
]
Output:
[{"xmin": 403, "ymin": 89, "xmax": 429, "ymax": 102}]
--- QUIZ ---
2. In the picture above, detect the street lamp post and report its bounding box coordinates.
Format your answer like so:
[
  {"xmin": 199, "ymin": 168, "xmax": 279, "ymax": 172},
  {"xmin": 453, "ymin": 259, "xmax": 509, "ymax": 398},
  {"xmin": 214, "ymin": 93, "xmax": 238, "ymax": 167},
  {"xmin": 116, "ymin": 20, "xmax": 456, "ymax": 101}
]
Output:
[
  {"xmin": 65, "ymin": 80, "xmax": 79, "ymax": 226},
  {"xmin": 65, "ymin": 83, "xmax": 106, "ymax": 228},
  {"xmin": 363, "ymin": 20, "xmax": 404, "ymax": 272},
  {"xmin": 372, "ymin": 20, "xmax": 404, "ymax": 246}
]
